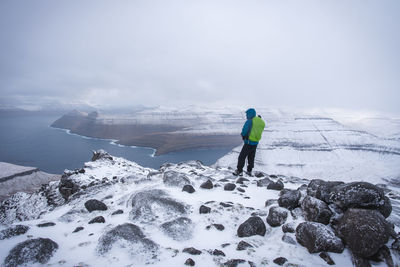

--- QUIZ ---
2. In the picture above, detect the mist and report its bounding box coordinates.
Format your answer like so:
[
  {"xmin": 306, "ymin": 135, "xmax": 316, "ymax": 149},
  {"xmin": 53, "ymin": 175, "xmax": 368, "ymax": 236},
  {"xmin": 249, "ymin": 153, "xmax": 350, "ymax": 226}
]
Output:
[{"xmin": 1, "ymin": 0, "xmax": 399, "ymax": 113}]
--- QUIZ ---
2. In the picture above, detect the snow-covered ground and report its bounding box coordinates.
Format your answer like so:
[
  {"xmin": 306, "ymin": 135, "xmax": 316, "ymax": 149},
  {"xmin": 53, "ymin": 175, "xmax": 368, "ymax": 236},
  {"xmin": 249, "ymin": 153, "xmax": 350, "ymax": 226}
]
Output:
[{"xmin": 216, "ymin": 111, "xmax": 400, "ymax": 184}]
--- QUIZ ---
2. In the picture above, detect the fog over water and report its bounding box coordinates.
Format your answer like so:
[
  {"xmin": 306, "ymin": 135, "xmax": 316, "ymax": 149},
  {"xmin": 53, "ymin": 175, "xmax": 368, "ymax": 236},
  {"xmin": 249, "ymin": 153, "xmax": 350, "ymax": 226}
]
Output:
[{"xmin": 0, "ymin": 0, "xmax": 399, "ymax": 113}]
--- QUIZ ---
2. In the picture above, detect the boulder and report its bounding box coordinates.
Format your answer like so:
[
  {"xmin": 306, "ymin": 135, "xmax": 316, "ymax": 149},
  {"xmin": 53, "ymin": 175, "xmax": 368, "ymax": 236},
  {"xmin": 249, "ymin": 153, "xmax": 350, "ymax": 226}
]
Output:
[
  {"xmin": 273, "ymin": 257, "xmax": 287, "ymax": 266},
  {"xmin": 84, "ymin": 199, "xmax": 108, "ymax": 212},
  {"xmin": 223, "ymin": 259, "xmax": 246, "ymax": 267},
  {"xmin": 267, "ymin": 180, "xmax": 284, "ymax": 190},
  {"xmin": 236, "ymin": 240, "xmax": 253, "ymax": 251},
  {"xmin": 199, "ymin": 205, "xmax": 211, "ymax": 214},
  {"xmin": 111, "ymin": 209, "xmax": 124, "ymax": 215},
  {"xmin": 301, "ymin": 196, "xmax": 332, "ymax": 225},
  {"xmin": 185, "ymin": 258, "xmax": 195, "ymax": 266},
  {"xmin": 266, "ymin": 206, "xmax": 288, "ymax": 227},
  {"xmin": 330, "ymin": 182, "xmax": 385, "ymax": 210},
  {"xmin": 183, "ymin": 185, "xmax": 196, "ymax": 193},
  {"xmin": 91, "ymin": 150, "xmax": 113, "ymax": 161},
  {"xmin": 256, "ymin": 177, "xmax": 272, "ymax": 187},
  {"xmin": 183, "ymin": 247, "xmax": 202, "ymax": 255},
  {"xmin": 0, "ymin": 225, "xmax": 29, "ymax": 240},
  {"xmin": 212, "ymin": 249, "xmax": 225, "ymax": 256},
  {"xmin": 307, "ymin": 179, "xmax": 344, "ymax": 203},
  {"xmin": 130, "ymin": 189, "xmax": 188, "ymax": 222},
  {"xmin": 295, "ymin": 222, "xmax": 344, "ymax": 253},
  {"xmin": 224, "ymin": 183, "xmax": 236, "ymax": 191},
  {"xmin": 161, "ymin": 217, "xmax": 194, "ymax": 241},
  {"xmin": 58, "ymin": 174, "xmax": 80, "ymax": 200},
  {"xmin": 4, "ymin": 238, "xmax": 58, "ymax": 267},
  {"xmin": 72, "ymin": 226, "xmax": 84, "ymax": 233},
  {"xmin": 336, "ymin": 208, "xmax": 392, "ymax": 257},
  {"xmin": 282, "ymin": 223, "xmax": 295, "ymax": 233},
  {"xmin": 88, "ymin": 216, "xmax": 105, "ymax": 224},
  {"xmin": 97, "ymin": 223, "xmax": 159, "ymax": 259},
  {"xmin": 200, "ymin": 179, "xmax": 214, "ymax": 189},
  {"xmin": 237, "ymin": 216, "xmax": 266, "ymax": 237},
  {"xmin": 163, "ymin": 171, "xmax": 191, "ymax": 187},
  {"xmin": 236, "ymin": 177, "xmax": 249, "ymax": 184},
  {"xmin": 278, "ymin": 189, "xmax": 301, "ymax": 210}
]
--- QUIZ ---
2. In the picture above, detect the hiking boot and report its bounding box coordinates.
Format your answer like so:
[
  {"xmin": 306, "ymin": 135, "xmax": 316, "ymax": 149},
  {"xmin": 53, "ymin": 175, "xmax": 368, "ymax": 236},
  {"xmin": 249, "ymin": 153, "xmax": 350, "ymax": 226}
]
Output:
[
  {"xmin": 245, "ymin": 171, "xmax": 253, "ymax": 177},
  {"xmin": 233, "ymin": 169, "xmax": 243, "ymax": 176}
]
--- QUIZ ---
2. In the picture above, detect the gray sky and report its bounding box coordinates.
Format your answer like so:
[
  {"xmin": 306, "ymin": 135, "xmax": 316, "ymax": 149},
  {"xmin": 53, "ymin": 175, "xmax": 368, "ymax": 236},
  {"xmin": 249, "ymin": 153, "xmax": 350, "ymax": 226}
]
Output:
[{"xmin": 0, "ymin": 0, "xmax": 399, "ymax": 113}]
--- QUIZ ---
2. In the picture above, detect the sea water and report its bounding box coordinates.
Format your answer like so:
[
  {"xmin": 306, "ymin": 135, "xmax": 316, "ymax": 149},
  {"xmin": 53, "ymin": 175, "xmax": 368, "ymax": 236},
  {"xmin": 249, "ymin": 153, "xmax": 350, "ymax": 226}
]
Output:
[{"xmin": 0, "ymin": 112, "xmax": 233, "ymax": 174}]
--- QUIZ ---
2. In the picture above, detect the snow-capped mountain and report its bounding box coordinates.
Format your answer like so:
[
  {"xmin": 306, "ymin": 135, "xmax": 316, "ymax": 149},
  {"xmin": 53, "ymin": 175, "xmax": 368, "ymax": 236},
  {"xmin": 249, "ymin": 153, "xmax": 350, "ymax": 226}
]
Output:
[{"xmin": 0, "ymin": 151, "xmax": 399, "ymax": 267}]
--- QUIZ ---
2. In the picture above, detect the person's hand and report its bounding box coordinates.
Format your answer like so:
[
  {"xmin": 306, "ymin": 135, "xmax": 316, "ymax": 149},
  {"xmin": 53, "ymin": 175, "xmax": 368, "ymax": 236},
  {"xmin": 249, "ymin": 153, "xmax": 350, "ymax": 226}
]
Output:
[{"xmin": 241, "ymin": 135, "xmax": 245, "ymax": 140}]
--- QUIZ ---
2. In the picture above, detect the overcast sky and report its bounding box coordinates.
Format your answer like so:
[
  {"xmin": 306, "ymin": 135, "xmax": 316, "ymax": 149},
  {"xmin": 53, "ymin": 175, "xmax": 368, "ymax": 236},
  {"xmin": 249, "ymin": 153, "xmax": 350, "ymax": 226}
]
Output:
[{"xmin": 0, "ymin": 0, "xmax": 399, "ymax": 113}]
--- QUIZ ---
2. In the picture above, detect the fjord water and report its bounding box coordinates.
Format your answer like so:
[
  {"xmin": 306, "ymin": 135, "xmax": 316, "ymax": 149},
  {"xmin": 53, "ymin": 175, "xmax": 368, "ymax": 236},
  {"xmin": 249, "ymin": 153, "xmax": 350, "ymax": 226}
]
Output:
[{"xmin": 0, "ymin": 113, "xmax": 232, "ymax": 174}]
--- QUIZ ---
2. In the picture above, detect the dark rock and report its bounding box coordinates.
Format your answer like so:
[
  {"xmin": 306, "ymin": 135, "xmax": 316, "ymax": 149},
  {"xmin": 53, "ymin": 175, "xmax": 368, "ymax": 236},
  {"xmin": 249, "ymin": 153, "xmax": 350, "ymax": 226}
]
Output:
[
  {"xmin": 0, "ymin": 225, "xmax": 29, "ymax": 240},
  {"xmin": 237, "ymin": 187, "xmax": 245, "ymax": 193},
  {"xmin": 254, "ymin": 171, "xmax": 265, "ymax": 178},
  {"xmin": 200, "ymin": 179, "xmax": 214, "ymax": 189},
  {"xmin": 307, "ymin": 179, "xmax": 344, "ymax": 203},
  {"xmin": 4, "ymin": 238, "xmax": 58, "ymax": 267},
  {"xmin": 185, "ymin": 258, "xmax": 195, "ymax": 266},
  {"xmin": 130, "ymin": 189, "xmax": 188, "ymax": 222},
  {"xmin": 58, "ymin": 174, "xmax": 80, "ymax": 200},
  {"xmin": 295, "ymin": 222, "xmax": 344, "ymax": 253},
  {"xmin": 278, "ymin": 189, "xmax": 301, "ymax": 210},
  {"xmin": 224, "ymin": 183, "xmax": 236, "ymax": 191},
  {"xmin": 369, "ymin": 245, "xmax": 394, "ymax": 267},
  {"xmin": 236, "ymin": 240, "xmax": 253, "ymax": 251},
  {"xmin": 199, "ymin": 205, "xmax": 211, "ymax": 214},
  {"xmin": 88, "ymin": 216, "xmax": 105, "ymax": 224},
  {"xmin": 236, "ymin": 177, "xmax": 249, "ymax": 184},
  {"xmin": 352, "ymin": 253, "xmax": 372, "ymax": 267},
  {"xmin": 91, "ymin": 150, "xmax": 113, "ymax": 161},
  {"xmin": 378, "ymin": 196, "xmax": 392, "ymax": 218},
  {"xmin": 392, "ymin": 239, "xmax": 400, "ymax": 251},
  {"xmin": 221, "ymin": 243, "xmax": 230, "ymax": 248},
  {"xmin": 223, "ymin": 259, "xmax": 246, "ymax": 267},
  {"xmin": 256, "ymin": 177, "xmax": 272, "ymax": 187},
  {"xmin": 163, "ymin": 171, "xmax": 191, "ymax": 187},
  {"xmin": 72, "ymin": 226, "xmax": 84, "ymax": 233},
  {"xmin": 330, "ymin": 182, "xmax": 385, "ymax": 210},
  {"xmin": 282, "ymin": 234, "xmax": 296, "ymax": 245},
  {"xmin": 183, "ymin": 185, "xmax": 196, "ymax": 193},
  {"xmin": 183, "ymin": 247, "xmax": 202, "ymax": 255},
  {"xmin": 266, "ymin": 206, "xmax": 288, "ymax": 227},
  {"xmin": 37, "ymin": 222, "xmax": 56, "ymax": 228},
  {"xmin": 301, "ymin": 196, "xmax": 332, "ymax": 225},
  {"xmin": 220, "ymin": 202, "xmax": 233, "ymax": 208},
  {"xmin": 212, "ymin": 249, "xmax": 225, "ymax": 256},
  {"xmin": 206, "ymin": 224, "xmax": 225, "ymax": 231},
  {"xmin": 78, "ymin": 168, "xmax": 85, "ymax": 174},
  {"xmin": 273, "ymin": 257, "xmax": 287, "ymax": 265},
  {"xmin": 237, "ymin": 216, "xmax": 266, "ymax": 237},
  {"xmin": 161, "ymin": 217, "xmax": 194, "ymax": 241},
  {"xmin": 282, "ymin": 223, "xmax": 295, "ymax": 233},
  {"xmin": 267, "ymin": 180, "xmax": 284, "ymax": 190},
  {"xmin": 336, "ymin": 208, "xmax": 392, "ymax": 257},
  {"xmin": 111, "ymin": 209, "xmax": 124, "ymax": 215},
  {"xmin": 84, "ymin": 199, "xmax": 108, "ymax": 212},
  {"xmin": 319, "ymin": 252, "xmax": 335, "ymax": 265},
  {"xmin": 97, "ymin": 223, "xmax": 159, "ymax": 259}
]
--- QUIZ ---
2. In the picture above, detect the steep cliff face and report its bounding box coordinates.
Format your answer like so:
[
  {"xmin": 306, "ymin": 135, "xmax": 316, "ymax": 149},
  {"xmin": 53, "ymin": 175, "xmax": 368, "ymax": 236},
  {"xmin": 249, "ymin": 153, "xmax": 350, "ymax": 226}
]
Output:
[{"xmin": 0, "ymin": 151, "xmax": 399, "ymax": 267}]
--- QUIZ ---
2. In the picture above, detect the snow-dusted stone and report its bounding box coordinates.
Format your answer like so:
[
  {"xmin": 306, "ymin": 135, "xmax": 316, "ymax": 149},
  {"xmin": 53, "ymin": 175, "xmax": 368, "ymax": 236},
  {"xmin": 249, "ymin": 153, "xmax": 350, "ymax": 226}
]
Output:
[
  {"xmin": 282, "ymin": 223, "xmax": 295, "ymax": 233},
  {"xmin": 37, "ymin": 222, "xmax": 56, "ymax": 227},
  {"xmin": 200, "ymin": 179, "xmax": 213, "ymax": 189},
  {"xmin": 0, "ymin": 225, "xmax": 29, "ymax": 240},
  {"xmin": 84, "ymin": 199, "xmax": 108, "ymax": 212},
  {"xmin": 206, "ymin": 224, "xmax": 225, "ymax": 231},
  {"xmin": 319, "ymin": 252, "xmax": 335, "ymax": 265},
  {"xmin": 130, "ymin": 189, "xmax": 188, "ymax": 222},
  {"xmin": 352, "ymin": 254, "xmax": 372, "ymax": 267},
  {"xmin": 291, "ymin": 207, "xmax": 303, "ymax": 219},
  {"xmin": 295, "ymin": 222, "xmax": 344, "ymax": 253},
  {"xmin": 267, "ymin": 180, "xmax": 284, "ymax": 190},
  {"xmin": 330, "ymin": 182, "xmax": 385, "ymax": 210},
  {"xmin": 378, "ymin": 196, "xmax": 392, "ymax": 218},
  {"xmin": 97, "ymin": 223, "xmax": 159, "ymax": 259},
  {"xmin": 183, "ymin": 185, "xmax": 195, "ymax": 193},
  {"xmin": 88, "ymin": 216, "xmax": 105, "ymax": 224},
  {"xmin": 161, "ymin": 217, "xmax": 194, "ymax": 241},
  {"xmin": 58, "ymin": 173, "xmax": 80, "ymax": 200},
  {"xmin": 370, "ymin": 245, "xmax": 394, "ymax": 267},
  {"xmin": 236, "ymin": 177, "xmax": 249, "ymax": 184},
  {"xmin": 91, "ymin": 149, "xmax": 113, "ymax": 161},
  {"xmin": 307, "ymin": 179, "xmax": 344, "ymax": 203},
  {"xmin": 266, "ymin": 206, "xmax": 288, "ymax": 227},
  {"xmin": 72, "ymin": 226, "xmax": 84, "ymax": 233},
  {"xmin": 273, "ymin": 257, "xmax": 287, "ymax": 265},
  {"xmin": 282, "ymin": 234, "xmax": 296, "ymax": 245},
  {"xmin": 224, "ymin": 183, "xmax": 236, "ymax": 191},
  {"xmin": 212, "ymin": 249, "xmax": 226, "ymax": 256},
  {"xmin": 4, "ymin": 238, "xmax": 58, "ymax": 267},
  {"xmin": 163, "ymin": 171, "xmax": 191, "ymax": 187},
  {"xmin": 199, "ymin": 205, "xmax": 211, "ymax": 214},
  {"xmin": 237, "ymin": 216, "xmax": 266, "ymax": 237},
  {"xmin": 236, "ymin": 240, "xmax": 253, "ymax": 251},
  {"xmin": 223, "ymin": 259, "xmax": 246, "ymax": 267},
  {"xmin": 336, "ymin": 208, "xmax": 392, "ymax": 257},
  {"xmin": 254, "ymin": 171, "xmax": 266, "ymax": 178},
  {"xmin": 111, "ymin": 209, "xmax": 123, "ymax": 215},
  {"xmin": 278, "ymin": 189, "xmax": 301, "ymax": 210},
  {"xmin": 185, "ymin": 258, "xmax": 195, "ymax": 266},
  {"xmin": 183, "ymin": 247, "xmax": 202, "ymax": 255},
  {"xmin": 256, "ymin": 177, "xmax": 272, "ymax": 187},
  {"xmin": 301, "ymin": 196, "xmax": 332, "ymax": 225}
]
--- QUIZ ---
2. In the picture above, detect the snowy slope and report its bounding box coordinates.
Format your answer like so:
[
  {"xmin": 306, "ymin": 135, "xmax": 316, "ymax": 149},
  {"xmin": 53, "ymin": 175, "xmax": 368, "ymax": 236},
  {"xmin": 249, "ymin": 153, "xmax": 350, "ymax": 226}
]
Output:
[
  {"xmin": 0, "ymin": 151, "xmax": 399, "ymax": 267},
  {"xmin": 215, "ymin": 114, "xmax": 400, "ymax": 184}
]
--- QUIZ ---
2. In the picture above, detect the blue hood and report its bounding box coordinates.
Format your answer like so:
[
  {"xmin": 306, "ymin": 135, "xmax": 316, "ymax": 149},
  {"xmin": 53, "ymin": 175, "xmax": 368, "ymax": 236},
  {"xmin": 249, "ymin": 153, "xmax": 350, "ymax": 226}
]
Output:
[{"xmin": 246, "ymin": 108, "xmax": 256, "ymax": 120}]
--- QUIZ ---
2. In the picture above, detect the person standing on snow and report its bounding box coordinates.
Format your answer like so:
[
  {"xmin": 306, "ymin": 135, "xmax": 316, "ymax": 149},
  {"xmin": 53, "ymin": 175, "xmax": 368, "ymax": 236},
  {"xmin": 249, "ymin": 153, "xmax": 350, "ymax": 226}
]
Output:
[{"xmin": 233, "ymin": 108, "xmax": 265, "ymax": 176}]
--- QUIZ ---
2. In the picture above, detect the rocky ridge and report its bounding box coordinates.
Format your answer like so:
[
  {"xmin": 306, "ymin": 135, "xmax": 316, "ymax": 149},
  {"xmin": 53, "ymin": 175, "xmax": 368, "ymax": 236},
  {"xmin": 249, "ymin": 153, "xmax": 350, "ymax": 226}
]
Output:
[{"xmin": 0, "ymin": 150, "xmax": 399, "ymax": 267}]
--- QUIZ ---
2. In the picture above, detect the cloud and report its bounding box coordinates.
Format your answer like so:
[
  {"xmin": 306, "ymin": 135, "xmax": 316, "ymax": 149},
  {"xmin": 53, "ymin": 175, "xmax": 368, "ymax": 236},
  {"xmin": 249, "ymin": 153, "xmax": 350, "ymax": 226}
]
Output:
[{"xmin": 0, "ymin": 0, "xmax": 399, "ymax": 113}]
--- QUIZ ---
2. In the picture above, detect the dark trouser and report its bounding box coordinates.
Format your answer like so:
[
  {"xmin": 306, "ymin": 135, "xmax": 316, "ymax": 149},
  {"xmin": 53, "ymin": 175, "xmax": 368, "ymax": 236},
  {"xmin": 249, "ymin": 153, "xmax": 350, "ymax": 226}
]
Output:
[{"xmin": 237, "ymin": 144, "xmax": 257, "ymax": 172}]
